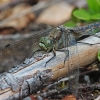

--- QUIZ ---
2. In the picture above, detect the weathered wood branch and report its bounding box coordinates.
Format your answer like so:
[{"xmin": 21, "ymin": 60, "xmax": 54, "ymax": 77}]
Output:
[{"xmin": 0, "ymin": 33, "xmax": 100, "ymax": 99}]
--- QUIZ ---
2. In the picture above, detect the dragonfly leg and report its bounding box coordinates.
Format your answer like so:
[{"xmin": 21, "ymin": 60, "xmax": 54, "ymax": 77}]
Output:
[
  {"xmin": 30, "ymin": 49, "xmax": 42, "ymax": 58},
  {"xmin": 5, "ymin": 44, "xmax": 10, "ymax": 47},
  {"xmin": 44, "ymin": 48, "xmax": 69, "ymax": 67},
  {"xmin": 56, "ymin": 49, "xmax": 69, "ymax": 67},
  {"xmin": 44, "ymin": 47, "xmax": 56, "ymax": 67},
  {"xmin": 52, "ymin": 47, "xmax": 56, "ymax": 56}
]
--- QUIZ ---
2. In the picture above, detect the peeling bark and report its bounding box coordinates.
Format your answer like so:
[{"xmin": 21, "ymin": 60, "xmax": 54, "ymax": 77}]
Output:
[{"xmin": 0, "ymin": 70, "xmax": 53, "ymax": 100}]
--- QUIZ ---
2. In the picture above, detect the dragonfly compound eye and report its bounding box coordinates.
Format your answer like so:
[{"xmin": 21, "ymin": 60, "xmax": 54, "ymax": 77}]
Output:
[
  {"xmin": 39, "ymin": 43, "xmax": 47, "ymax": 51},
  {"xmin": 39, "ymin": 37, "xmax": 53, "ymax": 52}
]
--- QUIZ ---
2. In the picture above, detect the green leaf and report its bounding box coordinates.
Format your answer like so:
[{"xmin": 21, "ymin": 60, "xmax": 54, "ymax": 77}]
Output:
[
  {"xmin": 91, "ymin": 13, "xmax": 100, "ymax": 20},
  {"xmin": 86, "ymin": 0, "xmax": 95, "ymax": 14},
  {"xmin": 97, "ymin": 0, "xmax": 100, "ymax": 6},
  {"xmin": 86, "ymin": 0, "xmax": 100, "ymax": 14},
  {"xmin": 98, "ymin": 50, "xmax": 100, "ymax": 61},
  {"xmin": 73, "ymin": 9, "xmax": 91, "ymax": 21},
  {"xmin": 64, "ymin": 21, "xmax": 76, "ymax": 27}
]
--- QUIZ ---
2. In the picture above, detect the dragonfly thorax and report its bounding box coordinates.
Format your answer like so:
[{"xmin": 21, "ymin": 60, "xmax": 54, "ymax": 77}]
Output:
[
  {"xmin": 48, "ymin": 27, "xmax": 62, "ymax": 42},
  {"xmin": 39, "ymin": 27, "xmax": 65, "ymax": 52}
]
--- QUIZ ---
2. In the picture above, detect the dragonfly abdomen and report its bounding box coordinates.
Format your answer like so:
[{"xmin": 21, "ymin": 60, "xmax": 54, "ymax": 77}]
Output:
[{"xmin": 74, "ymin": 21, "xmax": 100, "ymax": 33}]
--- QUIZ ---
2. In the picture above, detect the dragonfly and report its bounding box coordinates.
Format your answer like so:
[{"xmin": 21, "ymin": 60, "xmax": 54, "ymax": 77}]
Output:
[
  {"xmin": 38, "ymin": 21, "xmax": 100, "ymax": 58},
  {"xmin": 37, "ymin": 22, "xmax": 100, "ymax": 97},
  {"xmin": 0, "ymin": 21, "xmax": 100, "ymax": 96},
  {"xmin": 38, "ymin": 26, "xmax": 79, "ymax": 97}
]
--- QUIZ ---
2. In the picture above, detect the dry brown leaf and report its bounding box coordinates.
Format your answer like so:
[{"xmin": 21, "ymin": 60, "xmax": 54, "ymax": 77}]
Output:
[
  {"xmin": 36, "ymin": 1, "xmax": 75, "ymax": 26},
  {"xmin": 0, "ymin": 0, "xmax": 13, "ymax": 5},
  {"xmin": 62, "ymin": 95, "xmax": 76, "ymax": 100},
  {"xmin": 0, "ymin": 9, "xmax": 12, "ymax": 21},
  {"xmin": 0, "ymin": 27, "xmax": 16, "ymax": 35},
  {"xmin": 1, "ymin": 3, "xmax": 35, "ymax": 31},
  {"xmin": 0, "ymin": 0, "xmax": 13, "ymax": 20}
]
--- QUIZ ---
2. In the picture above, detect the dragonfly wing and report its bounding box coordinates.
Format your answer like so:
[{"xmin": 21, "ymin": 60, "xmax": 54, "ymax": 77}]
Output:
[
  {"xmin": 63, "ymin": 30, "xmax": 79, "ymax": 97},
  {"xmin": 0, "ymin": 29, "xmax": 52, "ymax": 73}
]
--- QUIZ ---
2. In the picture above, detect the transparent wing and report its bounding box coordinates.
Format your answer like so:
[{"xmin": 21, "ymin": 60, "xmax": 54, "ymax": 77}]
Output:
[
  {"xmin": 0, "ymin": 28, "xmax": 53, "ymax": 73},
  {"xmin": 63, "ymin": 29, "xmax": 79, "ymax": 97},
  {"xmin": 65, "ymin": 22, "xmax": 100, "ymax": 96}
]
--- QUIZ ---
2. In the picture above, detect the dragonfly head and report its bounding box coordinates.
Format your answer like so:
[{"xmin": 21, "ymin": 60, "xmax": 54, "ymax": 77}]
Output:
[{"xmin": 39, "ymin": 37, "xmax": 53, "ymax": 52}]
